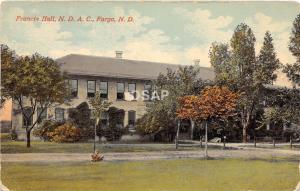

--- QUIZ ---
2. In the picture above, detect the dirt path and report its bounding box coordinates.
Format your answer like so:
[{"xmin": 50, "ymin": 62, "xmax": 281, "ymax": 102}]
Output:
[{"xmin": 1, "ymin": 147, "xmax": 299, "ymax": 163}]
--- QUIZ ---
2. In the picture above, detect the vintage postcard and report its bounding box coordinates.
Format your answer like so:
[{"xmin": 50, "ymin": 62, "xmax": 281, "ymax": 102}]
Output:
[{"xmin": 0, "ymin": 1, "xmax": 299, "ymax": 191}]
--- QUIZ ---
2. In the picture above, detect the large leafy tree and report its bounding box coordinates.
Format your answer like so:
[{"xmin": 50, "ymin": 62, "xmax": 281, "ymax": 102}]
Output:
[
  {"xmin": 1, "ymin": 45, "xmax": 68, "ymax": 147},
  {"xmin": 230, "ymin": 23, "xmax": 258, "ymax": 143},
  {"xmin": 177, "ymin": 86, "xmax": 239, "ymax": 158},
  {"xmin": 255, "ymin": 31, "xmax": 281, "ymax": 85},
  {"xmin": 209, "ymin": 42, "xmax": 232, "ymax": 84},
  {"xmin": 136, "ymin": 65, "xmax": 211, "ymax": 141},
  {"xmin": 210, "ymin": 24, "xmax": 281, "ymax": 142},
  {"xmin": 284, "ymin": 14, "xmax": 300, "ymax": 86}
]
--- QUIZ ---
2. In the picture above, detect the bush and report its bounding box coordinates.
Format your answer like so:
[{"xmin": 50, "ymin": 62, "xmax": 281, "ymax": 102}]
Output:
[
  {"xmin": 47, "ymin": 123, "xmax": 81, "ymax": 143},
  {"xmin": 68, "ymin": 102, "xmax": 94, "ymax": 140},
  {"xmin": 98, "ymin": 127, "xmax": 125, "ymax": 141},
  {"xmin": 97, "ymin": 107, "xmax": 126, "ymax": 141},
  {"xmin": 33, "ymin": 120, "xmax": 64, "ymax": 141}
]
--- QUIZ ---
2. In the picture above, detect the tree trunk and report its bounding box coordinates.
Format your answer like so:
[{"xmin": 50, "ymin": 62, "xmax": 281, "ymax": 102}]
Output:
[
  {"xmin": 200, "ymin": 135, "xmax": 203, "ymax": 148},
  {"xmin": 190, "ymin": 119, "xmax": 195, "ymax": 140},
  {"xmin": 26, "ymin": 130, "xmax": 31, "ymax": 148},
  {"xmin": 242, "ymin": 123, "xmax": 247, "ymax": 143},
  {"xmin": 94, "ymin": 123, "xmax": 97, "ymax": 153},
  {"xmin": 204, "ymin": 121, "xmax": 208, "ymax": 159},
  {"xmin": 175, "ymin": 120, "xmax": 180, "ymax": 149}
]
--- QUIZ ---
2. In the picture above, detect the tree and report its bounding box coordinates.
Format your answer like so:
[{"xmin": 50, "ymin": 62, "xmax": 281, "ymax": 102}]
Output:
[
  {"xmin": 136, "ymin": 65, "xmax": 212, "ymax": 142},
  {"xmin": 1, "ymin": 46, "xmax": 68, "ymax": 147},
  {"xmin": 209, "ymin": 42, "xmax": 232, "ymax": 84},
  {"xmin": 255, "ymin": 31, "xmax": 281, "ymax": 85},
  {"xmin": 177, "ymin": 86, "xmax": 239, "ymax": 158},
  {"xmin": 283, "ymin": 14, "xmax": 300, "ymax": 87},
  {"xmin": 89, "ymin": 91, "xmax": 112, "ymax": 153},
  {"xmin": 0, "ymin": 45, "xmax": 16, "ymax": 107},
  {"xmin": 210, "ymin": 24, "xmax": 282, "ymax": 142}
]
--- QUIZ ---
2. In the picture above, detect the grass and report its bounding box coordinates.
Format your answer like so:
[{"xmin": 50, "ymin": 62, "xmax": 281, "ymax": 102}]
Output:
[
  {"xmin": 2, "ymin": 159, "xmax": 299, "ymax": 191},
  {"xmin": 1, "ymin": 141, "xmax": 211, "ymax": 154}
]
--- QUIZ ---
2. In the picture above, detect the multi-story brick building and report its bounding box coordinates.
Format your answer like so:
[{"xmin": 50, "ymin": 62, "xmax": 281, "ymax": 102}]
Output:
[{"xmin": 12, "ymin": 52, "xmax": 214, "ymax": 139}]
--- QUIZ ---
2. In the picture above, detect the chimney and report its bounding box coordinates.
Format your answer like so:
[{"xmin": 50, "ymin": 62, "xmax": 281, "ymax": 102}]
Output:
[
  {"xmin": 193, "ymin": 59, "xmax": 200, "ymax": 65},
  {"xmin": 115, "ymin": 51, "xmax": 123, "ymax": 59}
]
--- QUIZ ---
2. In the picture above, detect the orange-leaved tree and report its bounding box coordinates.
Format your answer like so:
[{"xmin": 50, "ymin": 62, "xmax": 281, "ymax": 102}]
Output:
[
  {"xmin": 176, "ymin": 95, "xmax": 200, "ymax": 148},
  {"xmin": 177, "ymin": 86, "xmax": 239, "ymax": 158}
]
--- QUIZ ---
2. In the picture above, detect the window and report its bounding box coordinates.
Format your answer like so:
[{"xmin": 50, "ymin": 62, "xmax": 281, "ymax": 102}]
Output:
[
  {"xmin": 37, "ymin": 107, "xmax": 47, "ymax": 124},
  {"xmin": 128, "ymin": 110, "xmax": 136, "ymax": 127},
  {"xmin": 128, "ymin": 83, "xmax": 136, "ymax": 99},
  {"xmin": 23, "ymin": 107, "xmax": 33, "ymax": 127},
  {"xmin": 87, "ymin": 80, "xmax": 96, "ymax": 97},
  {"xmin": 55, "ymin": 108, "xmax": 65, "ymax": 121},
  {"xmin": 117, "ymin": 82, "xmax": 125, "ymax": 100},
  {"xmin": 68, "ymin": 80, "xmax": 78, "ymax": 97},
  {"xmin": 144, "ymin": 82, "xmax": 152, "ymax": 101},
  {"xmin": 100, "ymin": 81, "xmax": 108, "ymax": 99},
  {"xmin": 100, "ymin": 111, "xmax": 109, "ymax": 128}
]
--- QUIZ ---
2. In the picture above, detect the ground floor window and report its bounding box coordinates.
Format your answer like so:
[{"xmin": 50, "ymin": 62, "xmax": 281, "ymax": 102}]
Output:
[
  {"xmin": 100, "ymin": 111, "xmax": 109, "ymax": 128},
  {"xmin": 23, "ymin": 107, "xmax": 33, "ymax": 127},
  {"xmin": 128, "ymin": 110, "xmax": 136, "ymax": 128},
  {"xmin": 55, "ymin": 108, "xmax": 65, "ymax": 121},
  {"xmin": 37, "ymin": 107, "xmax": 47, "ymax": 124}
]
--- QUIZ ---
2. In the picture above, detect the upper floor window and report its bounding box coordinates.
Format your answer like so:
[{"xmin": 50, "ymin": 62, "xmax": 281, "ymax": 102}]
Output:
[
  {"xmin": 117, "ymin": 82, "xmax": 125, "ymax": 100},
  {"xmin": 37, "ymin": 107, "xmax": 47, "ymax": 124},
  {"xmin": 55, "ymin": 108, "xmax": 65, "ymax": 121},
  {"xmin": 87, "ymin": 80, "xmax": 96, "ymax": 97},
  {"xmin": 128, "ymin": 83, "xmax": 136, "ymax": 100},
  {"xmin": 68, "ymin": 79, "xmax": 78, "ymax": 98},
  {"xmin": 100, "ymin": 81, "xmax": 108, "ymax": 99}
]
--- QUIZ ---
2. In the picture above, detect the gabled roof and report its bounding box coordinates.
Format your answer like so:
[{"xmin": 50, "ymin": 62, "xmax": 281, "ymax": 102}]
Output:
[{"xmin": 56, "ymin": 54, "xmax": 215, "ymax": 80}]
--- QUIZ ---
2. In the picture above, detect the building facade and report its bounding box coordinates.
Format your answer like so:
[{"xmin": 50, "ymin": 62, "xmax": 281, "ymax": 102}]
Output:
[{"xmin": 11, "ymin": 52, "xmax": 215, "ymax": 139}]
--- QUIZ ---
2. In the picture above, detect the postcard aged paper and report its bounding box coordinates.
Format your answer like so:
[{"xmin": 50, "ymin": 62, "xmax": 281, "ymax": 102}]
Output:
[{"xmin": 0, "ymin": 1, "xmax": 300, "ymax": 191}]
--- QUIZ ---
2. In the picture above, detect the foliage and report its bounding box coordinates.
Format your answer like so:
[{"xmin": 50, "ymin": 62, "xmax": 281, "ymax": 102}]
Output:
[
  {"xmin": 262, "ymin": 87, "xmax": 300, "ymax": 126},
  {"xmin": 209, "ymin": 23, "xmax": 282, "ymax": 142},
  {"xmin": 33, "ymin": 120, "xmax": 64, "ymax": 141},
  {"xmin": 68, "ymin": 102, "xmax": 94, "ymax": 139},
  {"xmin": 47, "ymin": 123, "xmax": 81, "ymax": 143},
  {"xmin": 137, "ymin": 65, "xmax": 212, "ymax": 139},
  {"xmin": 1, "ymin": 45, "xmax": 69, "ymax": 147},
  {"xmin": 209, "ymin": 42, "xmax": 232, "ymax": 83},
  {"xmin": 283, "ymin": 63, "xmax": 300, "ymax": 86},
  {"xmin": 283, "ymin": 14, "xmax": 300, "ymax": 86},
  {"xmin": 97, "ymin": 107, "xmax": 126, "ymax": 141},
  {"xmin": 177, "ymin": 86, "xmax": 239, "ymax": 121},
  {"xmin": 108, "ymin": 107, "xmax": 125, "ymax": 129},
  {"xmin": 255, "ymin": 31, "xmax": 281, "ymax": 85},
  {"xmin": 89, "ymin": 91, "xmax": 112, "ymax": 127}
]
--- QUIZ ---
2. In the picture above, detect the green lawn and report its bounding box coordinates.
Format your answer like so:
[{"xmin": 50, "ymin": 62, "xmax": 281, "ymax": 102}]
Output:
[
  {"xmin": 2, "ymin": 159, "xmax": 299, "ymax": 191},
  {"xmin": 1, "ymin": 141, "xmax": 207, "ymax": 153}
]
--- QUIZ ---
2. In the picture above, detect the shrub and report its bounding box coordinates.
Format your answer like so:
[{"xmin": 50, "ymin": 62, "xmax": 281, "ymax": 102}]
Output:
[
  {"xmin": 68, "ymin": 102, "xmax": 94, "ymax": 140},
  {"xmin": 33, "ymin": 120, "xmax": 64, "ymax": 141},
  {"xmin": 97, "ymin": 107, "xmax": 126, "ymax": 141},
  {"xmin": 47, "ymin": 123, "xmax": 81, "ymax": 143}
]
